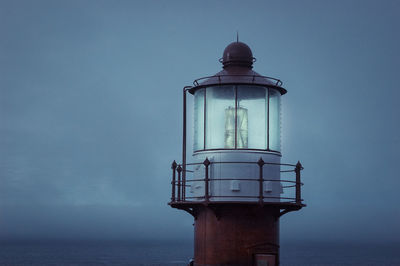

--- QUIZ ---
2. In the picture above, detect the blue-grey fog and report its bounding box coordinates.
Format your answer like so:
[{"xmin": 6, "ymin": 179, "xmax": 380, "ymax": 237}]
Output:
[{"xmin": 1, "ymin": 0, "xmax": 399, "ymax": 243}]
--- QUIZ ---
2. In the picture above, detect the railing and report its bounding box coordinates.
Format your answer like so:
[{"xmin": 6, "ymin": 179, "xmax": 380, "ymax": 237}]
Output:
[
  {"xmin": 192, "ymin": 74, "xmax": 283, "ymax": 87},
  {"xmin": 170, "ymin": 158, "xmax": 304, "ymax": 205}
]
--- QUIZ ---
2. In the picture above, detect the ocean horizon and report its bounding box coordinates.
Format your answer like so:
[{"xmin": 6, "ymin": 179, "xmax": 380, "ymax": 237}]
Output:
[{"xmin": 0, "ymin": 239, "xmax": 398, "ymax": 265}]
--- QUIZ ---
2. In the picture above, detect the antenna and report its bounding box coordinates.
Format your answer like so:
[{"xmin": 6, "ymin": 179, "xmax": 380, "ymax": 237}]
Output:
[{"xmin": 236, "ymin": 31, "xmax": 239, "ymax": 42}]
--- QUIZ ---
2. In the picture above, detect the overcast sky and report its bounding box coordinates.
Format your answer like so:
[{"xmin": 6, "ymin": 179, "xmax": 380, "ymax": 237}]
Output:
[{"xmin": 1, "ymin": 0, "xmax": 399, "ymax": 243}]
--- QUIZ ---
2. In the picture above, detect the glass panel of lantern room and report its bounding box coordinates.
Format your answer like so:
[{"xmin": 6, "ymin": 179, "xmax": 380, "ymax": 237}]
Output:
[
  {"xmin": 193, "ymin": 88, "xmax": 205, "ymax": 151},
  {"xmin": 205, "ymin": 85, "xmax": 235, "ymax": 149},
  {"xmin": 237, "ymin": 86, "xmax": 267, "ymax": 149},
  {"xmin": 269, "ymin": 88, "xmax": 281, "ymax": 151}
]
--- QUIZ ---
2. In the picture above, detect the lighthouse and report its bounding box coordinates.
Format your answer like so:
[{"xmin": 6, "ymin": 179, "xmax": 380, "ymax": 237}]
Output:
[{"xmin": 169, "ymin": 41, "xmax": 305, "ymax": 266}]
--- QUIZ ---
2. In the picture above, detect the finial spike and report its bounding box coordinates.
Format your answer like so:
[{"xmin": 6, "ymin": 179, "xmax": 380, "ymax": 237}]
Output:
[{"xmin": 236, "ymin": 31, "xmax": 239, "ymax": 42}]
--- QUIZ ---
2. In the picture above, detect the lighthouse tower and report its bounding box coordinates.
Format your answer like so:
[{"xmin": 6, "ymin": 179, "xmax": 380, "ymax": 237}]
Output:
[{"xmin": 169, "ymin": 41, "xmax": 305, "ymax": 266}]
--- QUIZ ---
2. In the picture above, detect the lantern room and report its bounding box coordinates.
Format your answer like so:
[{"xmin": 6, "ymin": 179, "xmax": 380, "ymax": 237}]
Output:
[{"xmin": 175, "ymin": 41, "xmax": 295, "ymax": 203}]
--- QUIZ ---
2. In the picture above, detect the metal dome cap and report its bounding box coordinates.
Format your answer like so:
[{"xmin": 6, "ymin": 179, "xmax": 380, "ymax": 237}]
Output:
[
  {"xmin": 188, "ymin": 41, "xmax": 287, "ymax": 95},
  {"xmin": 220, "ymin": 41, "xmax": 256, "ymax": 68}
]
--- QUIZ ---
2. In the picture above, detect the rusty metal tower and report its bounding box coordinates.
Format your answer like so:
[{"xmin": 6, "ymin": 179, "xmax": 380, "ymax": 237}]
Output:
[{"xmin": 169, "ymin": 41, "xmax": 305, "ymax": 266}]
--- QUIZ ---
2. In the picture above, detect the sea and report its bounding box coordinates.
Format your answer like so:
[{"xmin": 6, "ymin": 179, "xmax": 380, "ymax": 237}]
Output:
[{"xmin": 0, "ymin": 240, "xmax": 399, "ymax": 266}]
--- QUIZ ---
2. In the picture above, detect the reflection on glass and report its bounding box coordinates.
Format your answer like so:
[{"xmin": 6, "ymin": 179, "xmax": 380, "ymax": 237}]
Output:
[
  {"xmin": 224, "ymin": 107, "xmax": 235, "ymax": 148},
  {"xmin": 193, "ymin": 89, "xmax": 204, "ymax": 151},
  {"xmin": 206, "ymin": 86, "xmax": 235, "ymax": 149},
  {"xmin": 237, "ymin": 86, "xmax": 266, "ymax": 149},
  {"xmin": 269, "ymin": 89, "xmax": 281, "ymax": 151},
  {"xmin": 237, "ymin": 106, "xmax": 248, "ymax": 148},
  {"xmin": 224, "ymin": 106, "xmax": 248, "ymax": 148}
]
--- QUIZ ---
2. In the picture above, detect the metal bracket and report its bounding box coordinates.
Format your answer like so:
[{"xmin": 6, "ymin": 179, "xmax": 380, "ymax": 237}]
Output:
[
  {"xmin": 208, "ymin": 205, "xmax": 222, "ymax": 220},
  {"xmin": 176, "ymin": 206, "xmax": 198, "ymax": 219},
  {"xmin": 279, "ymin": 209, "xmax": 292, "ymax": 217}
]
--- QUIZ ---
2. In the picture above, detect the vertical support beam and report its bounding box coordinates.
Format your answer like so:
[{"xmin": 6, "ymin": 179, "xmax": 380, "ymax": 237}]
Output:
[
  {"xmin": 182, "ymin": 88, "xmax": 187, "ymax": 201},
  {"xmin": 257, "ymin": 157, "xmax": 265, "ymax": 204},
  {"xmin": 203, "ymin": 87, "xmax": 206, "ymax": 150},
  {"xmin": 203, "ymin": 158, "xmax": 211, "ymax": 203},
  {"xmin": 234, "ymin": 85, "xmax": 238, "ymax": 149},
  {"xmin": 267, "ymin": 88, "xmax": 270, "ymax": 150},
  {"xmin": 171, "ymin": 161, "xmax": 177, "ymax": 202},
  {"xmin": 295, "ymin": 161, "xmax": 302, "ymax": 204},
  {"xmin": 177, "ymin": 165, "xmax": 182, "ymax": 201}
]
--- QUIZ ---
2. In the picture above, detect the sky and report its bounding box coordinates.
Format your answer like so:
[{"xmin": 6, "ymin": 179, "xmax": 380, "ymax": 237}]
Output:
[{"xmin": 1, "ymin": 0, "xmax": 399, "ymax": 243}]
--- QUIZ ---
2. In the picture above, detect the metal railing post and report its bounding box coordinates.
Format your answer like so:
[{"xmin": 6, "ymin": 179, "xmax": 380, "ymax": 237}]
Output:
[
  {"xmin": 177, "ymin": 165, "xmax": 182, "ymax": 201},
  {"xmin": 182, "ymin": 163, "xmax": 186, "ymax": 201},
  {"xmin": 171, "ymin": 161, "xmax": 177, "ymax": 202},
  {"xmin": 203, "ymin": 158, "xmax": 211, "ymax": 203},
  {"xmin": 295, "ymin": 161, "xmax": 302, "ymax": 204},
  {"xmin": 257, "ymin": 157, "xmax": 265, "ymax": 204}
]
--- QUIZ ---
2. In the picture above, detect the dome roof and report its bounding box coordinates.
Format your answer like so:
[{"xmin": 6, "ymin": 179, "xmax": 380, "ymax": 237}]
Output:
[
  {"xmin": 188, "ymin": 41, "xmax": 286, "ymax": 96},
  {"xmin": 221, "ymin": 42, "xmax": 255, "ymax": 68}
]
